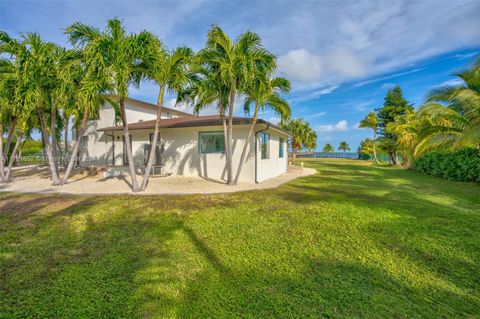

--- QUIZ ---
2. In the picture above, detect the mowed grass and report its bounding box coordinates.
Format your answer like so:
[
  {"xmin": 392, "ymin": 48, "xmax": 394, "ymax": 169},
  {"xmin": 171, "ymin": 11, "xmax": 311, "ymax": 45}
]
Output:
[{"xmin": 1, "ymin": 159, "xmax": 479, "ymax": 318}]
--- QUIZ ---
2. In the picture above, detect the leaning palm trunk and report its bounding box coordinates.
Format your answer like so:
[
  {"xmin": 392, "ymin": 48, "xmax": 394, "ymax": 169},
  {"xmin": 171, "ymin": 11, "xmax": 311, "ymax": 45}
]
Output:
[
  {"xmin": 119, "ymin": 98, "xmax": 140, "ymax": 192},
  {"xmin": 140, "ymin": 86, "xmax": 164, "ymax": 191},
  {"xmin": 292, "ymin": 149, "xmax": 297, "ymax": 164},
  {"xmin": 51, "ymin": 106, "xmax": 59, "ymax": 173},
  {"xmin": 38, "ymin": 108, "xmax": 61, "ymax": 185},
  {"xmin": 233, "ymin": 105, "xmax": 259, "ymax": 185},
  {"xmin": 62, "ymin": 112, "xmax": 89, "ymax": 184},
  {"xmin": 4, "ymin": 133, "xmax": 23, "ymax": 182},
  {"xmin": 2, "ymin": 116, "xmax": 17, "ymax": 165},
  {"xmin": 226, "ymin": 89, "xmax": 235, "ymax": 185}
]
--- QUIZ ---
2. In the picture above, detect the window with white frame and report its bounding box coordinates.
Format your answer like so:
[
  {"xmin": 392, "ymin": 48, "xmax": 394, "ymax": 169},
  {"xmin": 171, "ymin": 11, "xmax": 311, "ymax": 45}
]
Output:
[
  {"xmin": 198, "ymin": 131, "xmax": 225, "ymax": 154},
  {"xmin": 260, "ymin": 132, "xmax": 270, "ymax": 159}
]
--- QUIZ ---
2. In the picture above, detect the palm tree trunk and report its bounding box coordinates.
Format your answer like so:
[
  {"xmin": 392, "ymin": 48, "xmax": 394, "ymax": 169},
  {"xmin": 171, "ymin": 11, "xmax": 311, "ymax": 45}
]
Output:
[
  {"xmin": 221, "ymin": 110, "xmax": 231, "ymax": 183},
  {"xmin": 226, "ymin": 88, "xmax": 235, "ymax": 185},
  {"xmin": 3, "ymin": 116, "xmax": 17, "ymax": 162},
  {"xmin": 120, "ymin": 98, "xmax": 140, "ymax": 192},
  {"xmin": 372, "ymin": 129, "xmax": 378, "ymax": 163},
  {"xmin": 38, "ymin": 108, "xmax": 61, "ymax": 185},
  {"xmin": 0, "ymin": 124, "xmax": 5, "ymax": 181},
  {"xmin": 292, "ymin": 149, "xmax": 297, "ymax": 164},
  {"xmin": 141, "ymin": 85, "xmax": 164, "ymax": 191},
  {"xmin": 64, "ymin": 115, "xmax": 69, "ymax": 168},
  {"xmin": 62, "ymin": 111, "xmax": 89, "ymax": 184},
  {"xmin": 5, "ymin": 133, "xmax": 23, "ymax": 182},
  {"xmin": 233, "ymin": 104, "xmax": 259, "ymax": 185}
]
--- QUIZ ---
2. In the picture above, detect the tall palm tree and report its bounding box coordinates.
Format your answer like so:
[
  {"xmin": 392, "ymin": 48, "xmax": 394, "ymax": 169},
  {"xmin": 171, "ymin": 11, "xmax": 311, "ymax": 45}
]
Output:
[
  {"xmin": 323, "ymin": 143, "xmax": 334, "ymax": 153},
  {"xmin": 419, "ymin": 57, "xmax": 480, "ymax": 155},
  {"xmin": 140, "ymin": 44, "xmax": 192, "ymax": 191},
  {"xmin": 338, "ymin": 141, "xmax": 350, "ymax": 153},
  {"xmin": 199, "ymin": 25, "xmax": 275, "ymax": 185},
  {"xmin": 66, "ymin": 19, "xmax": 158, "ymax": 192},
  {"xmin": 233, "ymin": 75, "xmax": 291, "ymax": 184},
  {"xmin": 177, "ymin": 61, "xmax": 232, "ymax": 181},
  {"xmin": 359, "ymin": 111, "xmax": 379, "ymax": 163}
]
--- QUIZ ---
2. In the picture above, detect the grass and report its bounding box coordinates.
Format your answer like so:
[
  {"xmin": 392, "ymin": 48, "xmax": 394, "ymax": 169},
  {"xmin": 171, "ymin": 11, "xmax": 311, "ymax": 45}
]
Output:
[{"xmin": 1, "ymin": 159, "xmax": 479, "ymax": 318}]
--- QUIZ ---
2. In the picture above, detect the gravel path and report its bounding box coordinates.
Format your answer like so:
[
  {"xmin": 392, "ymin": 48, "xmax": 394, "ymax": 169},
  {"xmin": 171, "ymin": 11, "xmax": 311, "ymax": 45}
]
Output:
[{"xmin": 0, "ymin": 165, "xmax": 316, "ymax": 195}]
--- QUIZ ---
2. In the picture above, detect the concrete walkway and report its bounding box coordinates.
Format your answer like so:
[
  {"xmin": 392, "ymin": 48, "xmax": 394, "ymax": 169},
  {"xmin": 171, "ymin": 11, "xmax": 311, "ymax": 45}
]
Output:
[{"xmin": 0, "ymin": 165, "xmax": 316, "ymax": 195}]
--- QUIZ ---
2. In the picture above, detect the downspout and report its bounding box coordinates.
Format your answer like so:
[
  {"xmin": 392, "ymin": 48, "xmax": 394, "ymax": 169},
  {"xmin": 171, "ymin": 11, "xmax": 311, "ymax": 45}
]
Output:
[{"xmin": 254, "ymin": 123, "xmax": 270, "ymax": 183}]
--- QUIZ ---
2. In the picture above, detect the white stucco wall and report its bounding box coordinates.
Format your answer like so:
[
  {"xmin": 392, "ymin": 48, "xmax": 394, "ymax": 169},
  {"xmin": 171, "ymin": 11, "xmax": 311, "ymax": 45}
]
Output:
[{"xmin": 255, "ymin": 130, "xmax": 289, "ymax": 182}]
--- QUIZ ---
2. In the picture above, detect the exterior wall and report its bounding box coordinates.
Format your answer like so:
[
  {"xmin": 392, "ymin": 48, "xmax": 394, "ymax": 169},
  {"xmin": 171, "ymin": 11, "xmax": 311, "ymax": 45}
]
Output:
[
  {"xmin": 106, "ymin": 125, "xmax": 256, "ymax": 182},
  {"xmin": 76, "ymin": 100, "xmax": 188, "ymax": 167},
  {"xmin": 255, "ymin": 129, "xmax": 289, "ymax": 183}
]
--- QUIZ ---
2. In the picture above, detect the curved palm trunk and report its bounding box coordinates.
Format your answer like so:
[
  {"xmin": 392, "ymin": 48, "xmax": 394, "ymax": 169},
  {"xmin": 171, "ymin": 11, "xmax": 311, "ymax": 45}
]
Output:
[
  {"xmin": 62, "ymin": 112, "xmax": 89, "ymax": 184},
  {"xmin": 226, "ymin": 88, "xmax": 235, "ymax": 185},
  {"xmin": 233, "ymin": 104, "xmax": 259, "ymax": 185},
  {"xmin": 140, "ymin": 85, "xmax": 164, "ymax": 191},
  {"xmin": 5, "ymin": 133, "xmax": 23, "ymax": 182},
  {"xmin": 372, "ymin": 129, "xmax": 378, "ymax": 163},
  {"xmin": 120, "ymin": 98, "xmax": 140, "ymax": 192},
  {"xmin": 39, "ymin": 108, "xmax": 61, "ymax": 185}
]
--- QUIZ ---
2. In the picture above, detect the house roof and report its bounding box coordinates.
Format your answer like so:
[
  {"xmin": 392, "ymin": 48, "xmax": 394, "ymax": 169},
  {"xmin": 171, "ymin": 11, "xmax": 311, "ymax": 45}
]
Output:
[
  {"xmin": 126, "ymin": 97, "xmax": 192, "ymax": 117},
  {"xmin": 98, "ymin": 115, "xmax": 292, "ymax": 136}
]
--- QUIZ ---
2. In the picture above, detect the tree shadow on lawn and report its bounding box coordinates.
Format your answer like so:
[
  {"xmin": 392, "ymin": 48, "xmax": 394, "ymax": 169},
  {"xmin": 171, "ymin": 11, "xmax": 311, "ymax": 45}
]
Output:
[{"xmin": 172, "ymin": 241, "xmax": 479, "ymax": 318}]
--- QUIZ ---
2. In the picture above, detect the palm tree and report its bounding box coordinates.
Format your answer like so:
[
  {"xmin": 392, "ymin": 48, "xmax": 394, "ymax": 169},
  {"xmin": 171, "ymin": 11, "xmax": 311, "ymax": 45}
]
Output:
[
  {"xmin": 281, "ymin": 118, "xmax": 316, "ymax": 163},
  {"xmin": 140, "ymin": 45, "xmax": 192, "ymax": 191},
  {"xmin": 386, "ymin": 109, "xmax": 422, "ymax": 168},
  {"xmin": 419, "ymin": 57, "xmax": 480, "ymax": 155},
  {"xmin": 359, "ymin": 111, "xmax": 379, "ymax": 163},
  {"xmin": 66, "ymin": 19, "xmax": 158, "ymax": 192},
  {"xmin": 323, "ymin": 143, "xmax": 334, "ymax": 153},
  {"xmin": 233, "ymin": 75, "xmax": 291, "ymax": 184},
  {"xmin": 338, "ymin": 141, "xmax": 350, "ymax": 153},
  {"xmin": 198, "ymin": 25, "xmax": 275, "ymax": 185}
]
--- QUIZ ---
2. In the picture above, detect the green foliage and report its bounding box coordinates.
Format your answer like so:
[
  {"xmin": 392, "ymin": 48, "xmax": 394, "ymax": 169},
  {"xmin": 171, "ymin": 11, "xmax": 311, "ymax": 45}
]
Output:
[
  {"xmin": 322, "ymin": 143, "xmax": 334, "ymax": 153},
  {"xmin": 1, "ymin": 160, "xmax": 479, "ymax": 317},
  {"xmin": 281, "ymin": 118, "xmax": 316, "ymax": 153},
  {"xmin": 338, "ymin": 141, "xmax": 350, "ymax": 152},
  {"xmin": 20, "ymin": 139, "xmax": 42, "ymax": 156},
  {"xmin": 415, "ymin": 148, "xmax": 480, "ymax": 182}
]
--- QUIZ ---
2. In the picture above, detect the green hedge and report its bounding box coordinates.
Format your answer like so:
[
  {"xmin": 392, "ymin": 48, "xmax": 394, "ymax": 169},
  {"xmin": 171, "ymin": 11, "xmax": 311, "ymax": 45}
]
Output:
[{"xmin": 415, "ymin": 148, "xmax": 480, "ymax": 182}]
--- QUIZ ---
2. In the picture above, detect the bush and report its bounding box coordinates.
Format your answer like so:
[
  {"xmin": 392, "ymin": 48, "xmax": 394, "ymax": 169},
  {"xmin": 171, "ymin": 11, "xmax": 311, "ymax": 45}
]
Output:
[{"xmin": 415, "ymin": 148, "xmax": 480, "ymax": 182}]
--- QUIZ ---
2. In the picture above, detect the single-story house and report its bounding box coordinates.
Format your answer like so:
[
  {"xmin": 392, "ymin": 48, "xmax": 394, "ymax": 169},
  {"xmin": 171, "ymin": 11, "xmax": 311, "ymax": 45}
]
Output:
[{"xmin": 75, "ymin": 97, "xmax": 291, "ymax": 183}]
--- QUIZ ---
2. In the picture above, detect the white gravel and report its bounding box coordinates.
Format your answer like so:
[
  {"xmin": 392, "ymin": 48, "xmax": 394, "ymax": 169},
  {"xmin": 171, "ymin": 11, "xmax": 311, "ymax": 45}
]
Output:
[{"xmin": 0, "ymin": 165, "xmax": 316, "ymax": 195}]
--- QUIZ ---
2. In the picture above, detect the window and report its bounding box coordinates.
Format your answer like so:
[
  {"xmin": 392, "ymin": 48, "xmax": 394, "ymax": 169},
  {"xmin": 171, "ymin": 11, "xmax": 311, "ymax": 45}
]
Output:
[
  {"xmin": 198, "ymin": 131, "xmax": 225, "ymax": 154},
  {"xmin": 260, "ymin": 132, "xmax": 270, "ymax": 159},
  {"xmin": 279, "ymin": 137, "xmax": 285, "ymax": 158}
]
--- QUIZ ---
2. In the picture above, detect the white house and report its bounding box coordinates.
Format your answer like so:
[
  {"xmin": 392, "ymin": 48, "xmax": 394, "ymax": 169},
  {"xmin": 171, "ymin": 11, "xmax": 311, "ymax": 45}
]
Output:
[{"xmin": 75, "ymin": 97, "xmax": 291, "ymax": 183}]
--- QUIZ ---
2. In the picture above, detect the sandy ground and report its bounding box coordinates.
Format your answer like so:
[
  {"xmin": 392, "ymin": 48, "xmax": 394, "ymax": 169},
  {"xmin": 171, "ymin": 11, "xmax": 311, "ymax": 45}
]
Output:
[{"xmin": 0, "ymin": 165, "xmax": 316, "ymax": 195}]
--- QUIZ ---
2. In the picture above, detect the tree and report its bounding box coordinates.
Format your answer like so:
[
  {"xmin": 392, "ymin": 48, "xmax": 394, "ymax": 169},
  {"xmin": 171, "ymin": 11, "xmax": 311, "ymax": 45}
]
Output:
[
  {"xmin": 322, "ymin": 143, "xmax": 334, "ymax": 153},
  {"xmin": 234, "ymin": 75, "xmax": 290, "ymax": 184},
  {"xmin": 198, "ymin": 25, "xmax": 275, "ymax": 185},
  {"xmin": 140, "ymin": 45, "xmax": 192, "ymax": 191},
  {"xmin": 281, "ymin": 118, "xmax": 316, "ymax": 163},
  {"xmin": 338, "ymin": 141, "xmax": 350, "ymax": 154},
  {"xmin": 376, "ymin": 85, "xmax": 413, "ymax": 164},
  {"xmin": 358, "ymin": 138, "xmax": 374, "ymax": 158},
  {"xmin": 358, "ymin": 111, "xmax": 379, "ymax": 163},
  {"xmin": 66, "ymin": 19, "xmax": 158, "ymax": 192},
  {"xmin": 418, "ymin": 57, "xmax": 480, "ymax": 155}
]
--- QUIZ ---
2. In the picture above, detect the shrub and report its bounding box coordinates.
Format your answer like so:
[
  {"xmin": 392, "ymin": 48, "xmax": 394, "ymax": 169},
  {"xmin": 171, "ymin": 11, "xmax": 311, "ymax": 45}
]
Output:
[{"xmin": 415, "ymin": 148, "xmax": 480, "ymax": 182}]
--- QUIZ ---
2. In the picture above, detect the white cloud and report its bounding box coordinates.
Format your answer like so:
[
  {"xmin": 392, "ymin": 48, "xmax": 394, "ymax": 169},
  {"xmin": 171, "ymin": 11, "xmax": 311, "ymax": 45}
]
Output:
[
  {"xmin": 381, "ymin": 83, "xmax": 396, "ymax": 89},
  {"xmin": 278, "ymin": 49, "xmax": 365, "ymax": 89},
  {"xmin": 290, "ymin": 85, "xmax": 339, "ymax": 103},
  {"xmin": 304, "ymin": 111, "xmax": 327, "ymax": 119},
  {"xmin": 439, "ymin": 78, "xmax": 464, "ymax": 87},
  {"xmin": 316, "ymin": 120, "xmax": 349, "ymax": 132}
]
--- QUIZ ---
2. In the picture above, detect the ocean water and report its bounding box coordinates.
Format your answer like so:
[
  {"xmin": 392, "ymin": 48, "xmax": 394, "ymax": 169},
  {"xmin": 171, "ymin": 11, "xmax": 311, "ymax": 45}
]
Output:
[{"xmin": 298, "ymin": 152, "xmax": 360, "ymax": 159}]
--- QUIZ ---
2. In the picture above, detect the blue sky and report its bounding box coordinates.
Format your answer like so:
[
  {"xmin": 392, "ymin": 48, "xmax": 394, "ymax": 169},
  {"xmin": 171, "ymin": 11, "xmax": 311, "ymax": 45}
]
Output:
[{"xmin": 1, "ymin": 0, "xmax": 479, "ymax": 150}]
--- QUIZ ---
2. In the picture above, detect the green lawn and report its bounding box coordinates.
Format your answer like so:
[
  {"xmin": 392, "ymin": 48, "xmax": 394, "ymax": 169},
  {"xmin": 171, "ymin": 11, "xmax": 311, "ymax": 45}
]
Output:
[{"xmin": 1, "ymin": 159, "xmax": 479, "ymax": 318}]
